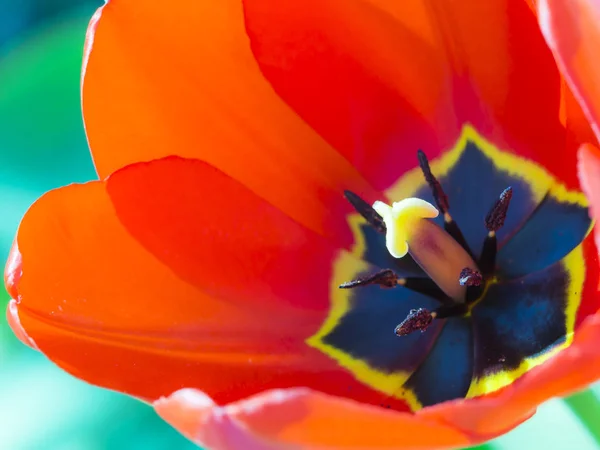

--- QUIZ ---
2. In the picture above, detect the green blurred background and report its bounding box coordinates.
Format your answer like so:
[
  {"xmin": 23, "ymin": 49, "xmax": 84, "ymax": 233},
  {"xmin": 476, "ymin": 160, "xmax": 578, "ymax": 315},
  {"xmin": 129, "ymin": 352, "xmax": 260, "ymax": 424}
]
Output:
[{"xmin": 0, "ymin": 2, "xmax": 599, "ymax": 449}]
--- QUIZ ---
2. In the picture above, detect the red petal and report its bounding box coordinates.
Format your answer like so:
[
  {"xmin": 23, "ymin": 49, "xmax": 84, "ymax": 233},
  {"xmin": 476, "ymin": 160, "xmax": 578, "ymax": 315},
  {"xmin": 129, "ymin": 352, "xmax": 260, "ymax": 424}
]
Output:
[
  {"xmin": 524, "ymin": 0, "xmax": 537, "ymax": 13},
  {"xmin": 11, "ymin": 156, "xmax": 405, "ymax": 408},
  {"xmin": 155, "ymin": 388, "xmax": 471, "ymax": 449},
  {"xmin": 579, "ymin": 144, "xmax": 600, "ymax": 224},
  {"xmin": 82, "ymin": 1, "xmax": 380, "ymax": 247},
  {"xmin": 243, "ymin": 0, "xmax": 575, "ymax": 187},
  {"xmin": 539, "ymin": 0, "xmax": 600, "ymax": 144},
  {"xmin": 562, "ymin": 80, "xmax": 598, "ymax": 158},
  {"xmin": 579, "ymin": 144, "xmax": 600, "ymax": 276},
  {"xmin": 155, "ymin": 389, "xmax": 278, "ymax": 450},
  {"xmin": 574, "ymin": 232, "xmax": 600, "ymax": 328}
]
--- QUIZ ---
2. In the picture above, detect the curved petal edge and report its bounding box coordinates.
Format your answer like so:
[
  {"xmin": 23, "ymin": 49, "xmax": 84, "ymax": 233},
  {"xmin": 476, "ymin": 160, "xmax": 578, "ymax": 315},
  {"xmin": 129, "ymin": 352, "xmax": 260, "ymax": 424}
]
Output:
[
  {"xmin": 155, "ymin": 387, "xmax": 471, "ymax": 450},
  {"xmin": 539, "ymin": 0, "xmax": 600, "ymax": 143},
  {"xmin": 6, "ymin": 299, "xmax": 38, "ymax": 351}
]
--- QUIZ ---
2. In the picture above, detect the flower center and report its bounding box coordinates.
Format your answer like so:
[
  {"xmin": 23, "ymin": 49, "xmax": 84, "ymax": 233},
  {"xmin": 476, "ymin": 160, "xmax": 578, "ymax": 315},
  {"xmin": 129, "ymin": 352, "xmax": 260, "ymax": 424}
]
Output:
[
  {"xmin": 341, "ymin": 150, "xmax": 514, "ymax": 337},
  {"xmin": 309, "ymin": 126, "xmax": 592, "ymax": 410}
]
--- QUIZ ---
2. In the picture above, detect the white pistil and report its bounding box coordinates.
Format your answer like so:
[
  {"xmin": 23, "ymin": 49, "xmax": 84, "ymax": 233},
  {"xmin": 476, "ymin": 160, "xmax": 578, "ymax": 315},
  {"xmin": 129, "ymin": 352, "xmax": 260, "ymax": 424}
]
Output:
[{"xmin": 373, "ymin": 198, "xmax": 478, "ymax": 302}]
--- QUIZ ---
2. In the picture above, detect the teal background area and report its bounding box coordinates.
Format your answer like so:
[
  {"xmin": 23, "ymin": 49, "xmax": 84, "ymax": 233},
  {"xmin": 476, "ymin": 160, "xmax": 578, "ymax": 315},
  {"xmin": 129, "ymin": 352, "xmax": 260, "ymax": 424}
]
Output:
[{"xmin": 0, "ymin": 2, "xmax": 598, "ymax": 449}]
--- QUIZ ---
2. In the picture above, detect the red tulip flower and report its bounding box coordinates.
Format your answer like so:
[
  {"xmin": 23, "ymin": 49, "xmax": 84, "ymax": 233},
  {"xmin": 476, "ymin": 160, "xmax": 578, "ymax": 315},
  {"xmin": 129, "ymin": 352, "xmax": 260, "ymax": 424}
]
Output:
[{"xmin": 6, "ymin": 0, "xmax": 600, "ymax": 448}]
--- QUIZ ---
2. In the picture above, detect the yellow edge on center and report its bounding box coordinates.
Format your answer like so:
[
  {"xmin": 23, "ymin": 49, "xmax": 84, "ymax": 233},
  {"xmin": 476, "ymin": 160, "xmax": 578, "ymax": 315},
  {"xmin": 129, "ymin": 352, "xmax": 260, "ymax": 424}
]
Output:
[
  {"xmin": 306, "ymin": 213, "xmax": 419, "ymax": 405},
  {"xmin": 466, "ymin": 242, "xmax": 586, "ymax": 397}
]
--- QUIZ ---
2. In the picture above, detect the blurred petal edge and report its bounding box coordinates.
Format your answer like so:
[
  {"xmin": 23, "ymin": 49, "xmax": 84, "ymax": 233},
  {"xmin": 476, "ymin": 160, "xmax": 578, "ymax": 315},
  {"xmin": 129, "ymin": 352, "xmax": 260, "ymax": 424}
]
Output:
[
  {"xmin": 578, "ymin": 144, "xmax": 600, "ymax": 260},
  {"xmin": 154, "ymin": 388, "xmax": 470, "ymax": 450},
  {"xmin": 538, "ymin": 0, "xmax": 600, "ymax": 143},
  {"xmin": 7, "ymin": 299, "xmax": 38, "ymax": 350},
  {"xmin": 5, "ymin": 240, "xmax": 22, "ymax": 300}
]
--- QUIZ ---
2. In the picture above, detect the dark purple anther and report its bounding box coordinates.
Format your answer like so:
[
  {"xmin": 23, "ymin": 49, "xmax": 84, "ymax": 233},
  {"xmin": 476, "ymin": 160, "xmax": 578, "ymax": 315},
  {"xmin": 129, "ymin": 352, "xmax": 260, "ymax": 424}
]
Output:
[
  {"xmin": 339, "ymin": 269, "xmax": 399, "ymax": 289},
  {"xmin": 417, "ymin": 150, "xmax": 449, "ymax": 213},
  {"xmin": 459, "ymin": 267, "xmax": 483, "ymax": 287},
  {"xmin": 485, "ymin": 187, "xmax": 513, "ymax": 232},
  {"xmin": 395, "ymin": 308, "xmax": 434, "ymax": 336}
]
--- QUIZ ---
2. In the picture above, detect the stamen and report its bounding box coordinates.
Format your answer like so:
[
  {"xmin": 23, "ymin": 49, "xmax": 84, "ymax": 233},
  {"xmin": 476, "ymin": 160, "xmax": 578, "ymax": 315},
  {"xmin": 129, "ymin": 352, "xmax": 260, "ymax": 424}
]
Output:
[
  {"xmin": 395, "ymin": 308, "xmax": 435, "ymax": 336},
  {"xmin": 479, "ymin": 187, "xmax": 513, "ymax": 275},
  {"xmin": 433, "ymin": 303, "xmax": 469, "ymax": 319},
  {"xmin": 417, "ymin": 150, "xmax": 448, "ymax": 213},
  {"xmin": 459, "ymin": 268, "xmax": 483, "ymax": 287},
  {"xmin": 479, "ymin": 232, "xmax": 497, "ymax": 277},
  {"xmin": 417, "ymin": 150, "xmax": 473, "ymax": 256},
  {"xmin": 339, "ymin": 269, "xmax": 453, "ymax": 303},
  {"xmin": 400, "ymin": 278, "xmax": 453, "ymax": 304},
  {"xmin": 395, "ymin": 303, "xmax": 470, "ymax": 336},
  {"xmin": 373, "ymin": 199, "xmax": 479, "ymax": 301},
  {"xmin": 339, "ymin": 269, "xmax": 399, "ymax": 289},
  {"xmin": 485, "ymin": 187, "xmax": 513, "ymax": 232},
  {"xmin": 344, "ymin": 191, "xmax": 386, "ymax": 234}
]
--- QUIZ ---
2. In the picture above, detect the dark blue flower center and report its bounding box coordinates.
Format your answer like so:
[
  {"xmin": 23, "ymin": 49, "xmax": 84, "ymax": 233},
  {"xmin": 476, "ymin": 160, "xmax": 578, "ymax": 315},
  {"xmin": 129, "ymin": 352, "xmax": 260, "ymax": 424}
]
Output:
[{"xmin": 308, "ymin": 126, "xmax": 591, "ymax": 410}]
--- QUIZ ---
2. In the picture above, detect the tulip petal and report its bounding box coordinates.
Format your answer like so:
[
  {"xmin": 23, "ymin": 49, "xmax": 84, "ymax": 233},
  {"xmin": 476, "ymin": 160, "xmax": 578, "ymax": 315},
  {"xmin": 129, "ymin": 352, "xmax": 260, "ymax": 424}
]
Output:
[
  {"xmin": 524, "ymin": 0, "xmax": 537, "ymax": 13},
  {"xmin": 155, "ymin": 389, "xmax": 278, "ymax": 450},
  {"xmin": 562, "ymin": 81, "xmax": 598, "ymax": 157},
  {"xmin": 82, "ymin": 0, "xmax": 381, "ymax": 247},
  {"xmin": 578, "ymin": 143, "xmax": 600, "ymax": 251},
  {"xmin": 577, "ymin": 144, "xmax": 600, "ymax": 318},
  {"xmin": 505, "ymin": 1, "xmax": 598, "ymax": 163},
  {"xmin": 155, "ymin": 387, "xmax": 471, "ymax": 449},
  {"xmin": 243, "ymin": 0, "xmax": 578, "ymax": 188},
  {"xmin": 539, "ymin": 0, "xmax": 600, "ymax": 143},
  {"xmin": 11, "ymin": 156, "xmax": 396, "ymax": 405}
]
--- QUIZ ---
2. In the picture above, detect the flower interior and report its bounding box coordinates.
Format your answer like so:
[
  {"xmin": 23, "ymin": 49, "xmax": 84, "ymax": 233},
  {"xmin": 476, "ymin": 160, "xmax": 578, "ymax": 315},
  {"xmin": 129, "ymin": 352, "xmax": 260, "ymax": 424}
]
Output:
[{"xmin": 308, "ymin": 125, "xmax": 593, "ymax": 411}]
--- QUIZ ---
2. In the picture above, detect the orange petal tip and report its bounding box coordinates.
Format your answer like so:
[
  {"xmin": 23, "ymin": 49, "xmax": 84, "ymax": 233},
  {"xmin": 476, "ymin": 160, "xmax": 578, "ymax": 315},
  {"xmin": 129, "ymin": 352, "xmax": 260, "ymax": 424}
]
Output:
[
  {"xmin": 155, "ymin": 387, "xmax": 471, "ymax": 449},
  {"xmin": 154, "ymin": 388, "xmax": 216, "ymax": 428},
  {"xmin": 154, "ymin": 388, "xmax": 274, "ymax": 450}
]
